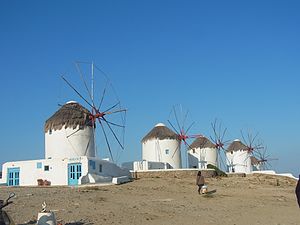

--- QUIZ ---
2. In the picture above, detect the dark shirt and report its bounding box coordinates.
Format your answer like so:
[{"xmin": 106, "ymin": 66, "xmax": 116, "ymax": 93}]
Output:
[
  {"xmin": 296, "ymin": 175, "xmax": 300, "ymax": 207},
  {"xmin": 196, "ymin": 175, "xmax": 205, "ymax": 186}
]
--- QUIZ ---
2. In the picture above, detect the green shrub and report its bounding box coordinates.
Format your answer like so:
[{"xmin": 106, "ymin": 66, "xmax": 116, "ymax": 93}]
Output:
[{"xmin": 207, "ymin": 164, "xmax": 227, "ymax": 177}]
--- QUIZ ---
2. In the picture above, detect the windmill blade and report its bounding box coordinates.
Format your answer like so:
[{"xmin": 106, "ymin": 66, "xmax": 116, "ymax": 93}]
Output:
[
  {"xmin": 98, "ymin": 118, "xmax": 114, "ymax": 162},
  {"xmin": 97, "ymin": 80, "xmax": 109, "ymax": 111},
  {"xmin": 103, "ymin": 101, "xmax": 120, "ymax": 113},
  {"xmin": 183, "ymin": 139, "xmax": 193, "ymax": 152},
  {"xmin": 173, "ymin": 105, "xmax": 182, "ymax": 133},
  {"xmin": 218, "ymin": 121, "xmax": 223, "ymax": 140},
  {"xmin": 171, "ymin": 143, "xmax": 180, "ymax": 158},
  {"xmin": 83, "ymin": 133, "xmax": 92, "ymax": 156},
  {"xmin": 211, "ymin": 120, "xmax": 219, "ymax": 140},
  {"xmin": 182, "ymin": 110, "xmax": 189, "ymax": 131},
  {"xmin": 240, "ymin": 130, "xmax": 248, "ymax": 146},
  {"xmin": 105, "ymin": 109, "xmax": 127, "ymax": 115},
  {"xmin": 266, "ymin": 161, "xmax": 272, "ymax": 169},
  {"xmin": 167, "ymin": 120, "xmax": 180, "ymax": 135},
  {"xmin": 188, "ymin": 134, "xmax": 202, "ymax": 139},
  {"xmin": 209, "ymin": 135, "xmax": 217, "ymax": 147},
  {"xmin": 61, "ymin": 76, "xmax": 94, "ymax": 109},
  {"xmin": 267, "ymin": 158, "xmax": 279, "ymax": 161},
  {"xmin": 251, "ymin": 132, "xmax": 259, "ymax": 145},
  {"xmin": 100, "ymin": 118, "xmax": 125, "ymax": 128},
  {"xmin": 75, "ymin": 62, "xmax": 96, "ymax": 108},
  {"xmin": 255, "ymin": 148, "xmax": 264, "ymax": 160},
  {"xmin": 221, "ymin": 127, "xmax": 227, "ymax": 142},
  {"xmin": 185, "ymin": 121, "xmax": 195, "ymax": 134},
  {"xmin": 94, "ymin": 64, "xmax": 110, "ymax": 79},
  {"xmin": 102, "ymin": 117, "xmax": 124, "ymax": 150},
  {"xmin": 66, "ymin": 127, "xmax": 81, "ymax": 138}
]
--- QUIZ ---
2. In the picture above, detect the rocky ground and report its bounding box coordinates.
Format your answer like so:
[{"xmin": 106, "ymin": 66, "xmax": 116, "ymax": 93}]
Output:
[{"xmin": 0, "ymin": 173, "xmax": 299, "ymax": 225}]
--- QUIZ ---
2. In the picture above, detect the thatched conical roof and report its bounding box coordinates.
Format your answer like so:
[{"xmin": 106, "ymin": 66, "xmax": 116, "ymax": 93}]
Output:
[
  {"xmin": 250, "ymin": 156, "xmax": 259, "ymax": 165},
  {"xmin": 44, "ymin": 101, "xmax": 92, "ymax": 133},
  {"xmin": 227, "ymin": 139, "xmax": 248, "ymax": 152},
  {"xmin": 141, "ymin": 123, "xmax": 179, "ymax": 143},
  {"xmin": 189, "ymin": 136, "xmax": 216, "ymax": 149}
]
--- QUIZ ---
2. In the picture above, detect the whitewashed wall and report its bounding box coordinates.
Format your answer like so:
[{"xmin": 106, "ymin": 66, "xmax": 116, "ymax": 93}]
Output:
[
  {"xmin": 226, "ymin": 150, "xmax": 252, "ymax": 174},
  {"xmin": 1, "ymin": 157, "xmax": 88, "ymax": 186},
  {"xmin": 45, "ymin": 126, "xmax": 95, "ymax": 159},
  {"xmin": 188, "ymin": 147, "xmax": 217, "ymax": 169},
  {"xmin": 86, "ymin": 157, "xmax": 131, "ymax": 178},
  {"xmin": 142, "ymin": 139, "xmax": 181, "ymax": 169}
]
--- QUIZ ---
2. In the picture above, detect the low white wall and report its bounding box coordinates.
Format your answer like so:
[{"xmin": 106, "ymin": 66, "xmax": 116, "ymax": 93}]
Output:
[
  {"xmin": 1, "ymin": 156, "xmax": 131, "ymax": 186},
  {"xmin": 122, "ymin": 161, "xmax": 170, "ymax": 171},
  {"xmin": 86, "ymin": 157, "xmax": 131, "ymax": 179},
  {"xmin": 1, "ymin": 157, "xmax": 88, "ymax": 186}
]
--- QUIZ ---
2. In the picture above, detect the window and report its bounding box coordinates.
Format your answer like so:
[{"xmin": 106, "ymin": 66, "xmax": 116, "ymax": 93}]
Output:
[
  {"xmin": 99, "ymin": 164, "xmax": 102, "ymax": 173},
  {"xmin": 49, "ymin": 129, "xmax": 52, "ymax": 135},
  {"xmin": 44, "ymin": 165, "xmax": 49, "ymax": 171},
  {"xmin": 192, "ymin": 149, "xmax": 195, "ymax": 154},
  {"xmin": 37, "ymin": 162, "xmax": 42, "ymax": 169},
  {"xmin": 165, "ymin": 149, "xmax": 169, "ymax": 155},
  {"xmin": 76, "ymin": 164, "xmax": 81, "ymax": 179},
  {"xmin": 89, "ymin": 160, "xmax": 96, "ymax": 170}
]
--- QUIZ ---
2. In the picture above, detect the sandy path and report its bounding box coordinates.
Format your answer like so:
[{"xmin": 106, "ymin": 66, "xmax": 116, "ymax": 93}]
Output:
[{"xmin": 0, "ymin": 174, "xmax": 299, "ymax": 225}]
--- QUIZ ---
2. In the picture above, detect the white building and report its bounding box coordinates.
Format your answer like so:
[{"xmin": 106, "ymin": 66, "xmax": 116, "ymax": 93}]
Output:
[
  {"xmin": 226, "ymin": 139, "xmax": 252, "ymax": 174},
  {"xmin": 188, "ymin": 136, "xmax": 217, "ymax": 169},
  {"xmin": 0, "ymin": 101, "xmax": 131, "ymax": 186},
  {"xmin": 141, "ymin": 123, "xmax": 181, "ymax": 169}
]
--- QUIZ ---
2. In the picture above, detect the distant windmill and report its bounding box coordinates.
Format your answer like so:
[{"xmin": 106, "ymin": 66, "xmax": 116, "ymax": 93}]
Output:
[
  {"xmin": 167, "ymin": 105, "xmax": 202, "ymax": 167},
  {"xmin": 209, "ymin": 119, "xmax": 230, "ymax": 170},
  {"xmin": 240, "ymin": 130, "xmax": 264, "ymax": 156},
  {"xmin": 253, "ymin": 146, "xmax": 278, "ymax": 171},
  {"xmin": 188, "ymin": 136, "xmax": 217, "ymax": 169},
  {"xmin": 226, "ymin": 129, "xmax": 265, "ymax": 174}
]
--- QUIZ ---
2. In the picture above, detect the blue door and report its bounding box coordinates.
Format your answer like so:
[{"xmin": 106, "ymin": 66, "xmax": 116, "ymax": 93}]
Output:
[
  {"xmin": 7, "ymin": 168, "xmax": 20, "ymax": 186},
  {"xmin": 68, "ymin": 163, "xmax": 82, "ymax": 186}
]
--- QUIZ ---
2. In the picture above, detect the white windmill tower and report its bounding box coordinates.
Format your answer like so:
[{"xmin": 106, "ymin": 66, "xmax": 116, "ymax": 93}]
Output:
[
  {"xmin": 141, "ymin": 123, "xmax": 181, "ymax": 169},
  {"xmin": 44, "ymin": 101, "xmax": 96, "ymax": 159},
  {"xmin": 188, "ymin": 136, "xmax": 217, "ymax": 169},
  {"xmin": 226, "ymin": 139, "xmax": 251, "ymax": 173}
]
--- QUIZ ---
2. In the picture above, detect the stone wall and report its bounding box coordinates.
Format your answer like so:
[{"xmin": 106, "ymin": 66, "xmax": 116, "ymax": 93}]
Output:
[{"xmin": 131, "ymin": 169, "xmax": 216, "ymax": 179}]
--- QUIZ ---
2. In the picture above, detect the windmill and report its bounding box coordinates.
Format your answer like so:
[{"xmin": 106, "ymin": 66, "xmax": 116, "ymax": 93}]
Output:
[
  {"xmin": 167, "ymin": 105, "xmax": 202, "ymax": 168},
  {"xmin": 209, "ymin": 119, "xmax": 230, "ymax": 170},
  {"xmin": 240, "ymin": 130, "xmax": 264, "ymax": 156},
  {"xmin": 60, "ymin": 61, "xmax": 126, "ymax": 163},
  {"xmin": 188, "ymin": 135, "xmax": 217, "ymax": 169},
  {"xmin": 253, "ymin": 146, "xmax": 278, "ymax": 171},
  {"xmin": 226, "ymin": 130, "xmax": 264, "ymax": 174}
]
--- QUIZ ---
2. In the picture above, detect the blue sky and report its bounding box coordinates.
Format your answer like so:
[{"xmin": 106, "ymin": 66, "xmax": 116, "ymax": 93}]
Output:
[{"xmin": 0, "ymin": 1, "xmax": 299, "ymax": 176}]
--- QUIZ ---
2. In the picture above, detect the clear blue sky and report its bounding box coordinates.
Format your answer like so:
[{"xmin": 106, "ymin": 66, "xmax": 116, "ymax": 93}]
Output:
[{"xmin": 0, "ymin": 1, "xmax": 299, "ymax": 176}]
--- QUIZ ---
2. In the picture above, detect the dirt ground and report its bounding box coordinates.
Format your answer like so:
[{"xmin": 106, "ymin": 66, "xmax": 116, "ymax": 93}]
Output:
[{"xmin": 0, "ymin": 173, "xmax": 299, "ymax": 225}]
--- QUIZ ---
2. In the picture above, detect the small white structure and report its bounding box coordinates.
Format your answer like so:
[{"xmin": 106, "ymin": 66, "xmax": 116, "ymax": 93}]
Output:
[
  {"xmin": 188, "ymin": 136, "xmax": 217, "ymax": 169},
  {"xmin": 141, "ymin": 123, "xmax": 181, "ymax": 169},
  {"xmin": 122, "ymin": 160, "xmax": 171, "ymax": 171},
  {"xmin": 226, "ymin": 139, "xmax": 252, "ymax": 174},
  {"xmin": 0, "ymin": 102, "xmax": 131, "ymax": 186}
]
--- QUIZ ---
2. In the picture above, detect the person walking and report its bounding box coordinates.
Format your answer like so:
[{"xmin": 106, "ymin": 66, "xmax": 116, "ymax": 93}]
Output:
[
  {"xmin": 196, "ymin": 171, "xmax": 205, "ymax": 194},
  {"xmin": 296, "ymin": 174, "xmax": 300, "ymax": 207}
]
